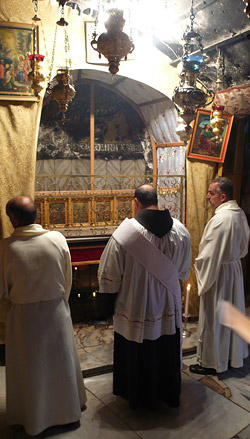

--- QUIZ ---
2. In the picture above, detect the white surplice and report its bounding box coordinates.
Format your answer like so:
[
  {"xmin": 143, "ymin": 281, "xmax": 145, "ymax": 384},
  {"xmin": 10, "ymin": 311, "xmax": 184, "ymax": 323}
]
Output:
[
  {"xmin": 0, "ymin": 224, "xmax": 86, "ymax": 436},
  {"xmin": 195, "ymin": 200, "xmax": 250, "ymax": 373},
  {"xmin": 98, "ymin": 217, "xmax": 191, "ymax": 344}
]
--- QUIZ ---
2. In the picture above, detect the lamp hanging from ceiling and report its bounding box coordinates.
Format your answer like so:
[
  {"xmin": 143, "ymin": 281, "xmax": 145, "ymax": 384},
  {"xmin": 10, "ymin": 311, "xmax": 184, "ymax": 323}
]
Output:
[
  {"xmin": 46, "ymin": 2, "xmax": 76, "ymax": 124},
  {"xmin": 172, "ymin": 0, "xmax": 214, "ymax": 136},
  {"xmin": 91, "ymin": 5, "xmax": 135, "ymax": 75},
  {"xmin": 28, "ymin": 0, "xmax": 46, "ymax": 97}
]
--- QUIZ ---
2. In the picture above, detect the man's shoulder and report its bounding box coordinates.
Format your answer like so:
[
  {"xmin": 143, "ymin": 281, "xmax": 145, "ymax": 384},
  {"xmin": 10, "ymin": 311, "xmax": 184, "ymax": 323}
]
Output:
[{"xmin": 171, "ymin": 218, "xmax": 190, "ymax": 237}]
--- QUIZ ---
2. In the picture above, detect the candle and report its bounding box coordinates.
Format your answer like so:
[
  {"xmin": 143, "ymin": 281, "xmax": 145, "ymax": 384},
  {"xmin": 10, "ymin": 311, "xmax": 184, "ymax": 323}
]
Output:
[{"xmin": 185, "ymin": 284, "xmax": 191, "ymax": 316}]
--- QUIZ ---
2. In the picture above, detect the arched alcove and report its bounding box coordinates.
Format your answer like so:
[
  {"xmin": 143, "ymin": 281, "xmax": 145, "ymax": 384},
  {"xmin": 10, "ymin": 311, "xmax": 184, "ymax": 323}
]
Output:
[{"xmin": 35, "ymin": 69, "xmax": 185, "ymax": 236}]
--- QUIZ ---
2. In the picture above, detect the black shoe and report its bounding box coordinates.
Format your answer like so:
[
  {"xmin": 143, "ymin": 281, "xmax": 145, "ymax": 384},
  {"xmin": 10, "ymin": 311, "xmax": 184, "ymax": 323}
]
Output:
[{"xmin": 189, "ymin": 364, "xmax": 216, "ymax": 375}]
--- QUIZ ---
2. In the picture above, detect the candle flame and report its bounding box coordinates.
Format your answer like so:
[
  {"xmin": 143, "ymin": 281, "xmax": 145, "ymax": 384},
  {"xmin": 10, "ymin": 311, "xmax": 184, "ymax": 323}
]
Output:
[{"xmin": 187, "ymin": 283, "xmax": 191, "ymax": 291}]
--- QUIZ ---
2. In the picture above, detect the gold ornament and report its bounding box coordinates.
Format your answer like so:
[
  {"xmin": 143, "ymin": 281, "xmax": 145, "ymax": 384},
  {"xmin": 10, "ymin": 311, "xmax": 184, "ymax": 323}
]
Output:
[
  {"xmin": 210, "ymin": 105, "xmax": 225, "ymax": 142},
  {"xmin": 28, "ymin": 54, "xmax": 46, "ymax": 97},
  {"xmin": 91, "ymin": 8, "xmax": 134, "ymax": 75},
  {"xmin": 51, "ymin": 68, "xmax": 75, "ymax": 124}
]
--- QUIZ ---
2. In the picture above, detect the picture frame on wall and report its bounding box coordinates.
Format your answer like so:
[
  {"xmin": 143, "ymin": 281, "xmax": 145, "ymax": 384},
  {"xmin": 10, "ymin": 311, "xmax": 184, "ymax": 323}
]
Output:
[
  {"xmin": 0, "ymin": 21, "xmax": 38, "ymax": 101},
  {"xmin": 187, "ymin": 109, "xmax": 234, "ymax": 163}
]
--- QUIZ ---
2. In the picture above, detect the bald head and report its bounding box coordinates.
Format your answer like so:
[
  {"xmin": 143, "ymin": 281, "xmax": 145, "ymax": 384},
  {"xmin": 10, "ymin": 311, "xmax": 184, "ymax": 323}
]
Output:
[
  {"xmin": 134, "ymin": 184, "xmax": 158, "ymax": 210},
  {"xmin": 6, "ymin": 196, "xmax": 37, "ymax": 228}
]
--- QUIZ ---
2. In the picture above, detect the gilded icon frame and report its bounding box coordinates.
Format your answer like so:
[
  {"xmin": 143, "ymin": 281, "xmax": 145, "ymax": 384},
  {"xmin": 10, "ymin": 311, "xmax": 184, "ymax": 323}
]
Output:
[
  {"xmin": 187, "ymin": 109, "xmax": 234, "ymax": 163},
  {"xmin": 0, "ymin": 21, "xmax": 38, "ymax": 100}
]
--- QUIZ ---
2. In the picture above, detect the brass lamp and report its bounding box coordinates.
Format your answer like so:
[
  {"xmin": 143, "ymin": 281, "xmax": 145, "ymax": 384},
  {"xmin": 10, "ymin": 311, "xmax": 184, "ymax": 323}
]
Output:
[
  {"xmin": 173, "ymin": 0, "xmax": 214, "ymax": 136},
  {"xmin": 51, "ymin": 68, "xmax": 76, "ymax": 124},
  {"xmin": 28, "ymin": 54, "xmax": 46, "ymax": 96},
  {"xmin": 28, "ymin": 0, "xmax": 46, "ymax": 97},
  {"xmin": 91, "ymin": 8, "xmax": 135, "ymax": 75}
]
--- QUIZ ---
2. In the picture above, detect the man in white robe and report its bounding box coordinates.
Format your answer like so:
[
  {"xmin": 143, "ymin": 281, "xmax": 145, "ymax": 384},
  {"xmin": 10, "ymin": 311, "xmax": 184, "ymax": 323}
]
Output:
[
  {"xmin": 98, "ymin": 184, "xmax": 191, "ymax": 409},
  {"xmin": 0, "ymin": 196, "xmax": 86, "ymax": 436},
  {"xmin": 190, "ymin": 177, "xmax": 250, "ymax": 375}
]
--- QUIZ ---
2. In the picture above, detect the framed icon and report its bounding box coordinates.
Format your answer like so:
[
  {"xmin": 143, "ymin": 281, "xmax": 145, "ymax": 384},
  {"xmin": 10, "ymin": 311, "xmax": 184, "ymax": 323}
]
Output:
[{"xmin": 187, "ymin": 109, "xmax": 234, "ymax": 163}]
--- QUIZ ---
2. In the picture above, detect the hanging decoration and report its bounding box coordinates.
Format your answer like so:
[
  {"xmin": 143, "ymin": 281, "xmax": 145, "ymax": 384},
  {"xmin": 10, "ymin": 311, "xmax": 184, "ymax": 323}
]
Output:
[
  {"xmin": 51, "ymin": 66, "xmax": 76, "ymax": 124},
  {"xmin": 210, "ymin": 104, "xmax": 225, "ymax": 143},
  {"xmin": 46, "ymin": 1, "xmax": 76, "ymax": 124},
  {"xmin": 91, "ymin": 7, "xmax": 135, "ymax": 75},
  {"xmin": 172, "ymin": 0, "xmax": 214, "ymax": 136},
  {"xmin": 28, "ymin": 0, "xmax": 46, "ymax": 97},
  {"xmin": 56, "ymin": 0, "xmax": 69, "ymax": 26},
  {"xmin": 215, "ymin": 48, "xmax": 225, "ymax": 91}
]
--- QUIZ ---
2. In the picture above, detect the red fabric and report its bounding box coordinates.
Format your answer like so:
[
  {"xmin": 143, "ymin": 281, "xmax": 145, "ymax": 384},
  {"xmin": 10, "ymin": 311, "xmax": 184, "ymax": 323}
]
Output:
[{"xmin": 70, "ymin": 247, "xmax": 104, "ymax": 263}]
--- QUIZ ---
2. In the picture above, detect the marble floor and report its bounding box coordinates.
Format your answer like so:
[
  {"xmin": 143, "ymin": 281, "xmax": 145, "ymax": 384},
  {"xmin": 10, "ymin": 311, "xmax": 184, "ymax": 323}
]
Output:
[{"xmin": 1, "ymin": 321, "xmax": 250, "ymax": 438}]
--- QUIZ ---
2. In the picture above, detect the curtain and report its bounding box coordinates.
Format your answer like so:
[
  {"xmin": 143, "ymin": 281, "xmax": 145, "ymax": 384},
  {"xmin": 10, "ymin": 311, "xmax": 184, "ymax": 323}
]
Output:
[
  {"xmin": 186, "ymin": 159, "xmax": 217, "ymax": 316},
  {"xmin": 141, "ymin": 101, "xmax": 180, "ymax": 143},
  {"xmin": 157, "ymin": 145, "xmax": 186, "ymax": 223}
]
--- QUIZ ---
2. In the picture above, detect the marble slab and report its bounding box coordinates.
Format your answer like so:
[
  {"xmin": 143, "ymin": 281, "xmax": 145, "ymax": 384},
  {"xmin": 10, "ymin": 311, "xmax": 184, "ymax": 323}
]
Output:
[{"xmin": 74, "ymin": 321, "xmax": 198, "ymax": 373}]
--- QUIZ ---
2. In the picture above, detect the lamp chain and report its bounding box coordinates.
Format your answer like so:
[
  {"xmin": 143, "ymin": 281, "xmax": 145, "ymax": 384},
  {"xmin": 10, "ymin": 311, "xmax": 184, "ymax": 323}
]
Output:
[
  {"xmin": 33, "ymin": 0, "xmax": 38, "ymax": 15},
  {"xmin": 94, "ymin": 0, "xmax": 102, "ymax": 35},
  {"xmin": 64, "ymin": 27, "xmax": 72, "ymax": 72},
  {"xmin": 47, "ymin": 25, "xmax": 57, "ymax": 88},
  {"xmin": 190, "ymin": 0, "xmax": 194, "ymax": 32}
]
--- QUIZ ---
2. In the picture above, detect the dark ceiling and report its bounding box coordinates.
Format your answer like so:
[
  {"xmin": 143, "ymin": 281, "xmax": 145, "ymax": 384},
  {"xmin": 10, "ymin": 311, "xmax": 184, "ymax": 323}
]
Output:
[
  {"xmin": 154, "ymin": 0, "xmax": 250, "ymax": 89},
  {"xmin": 67, "ymin": 0, "xmax": 250, "ymax": 89}
]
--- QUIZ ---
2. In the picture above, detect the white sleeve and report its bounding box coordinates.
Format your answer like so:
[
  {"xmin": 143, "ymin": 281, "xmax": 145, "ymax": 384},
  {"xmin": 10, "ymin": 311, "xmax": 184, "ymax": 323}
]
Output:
[
  {"xmin": 195, "ymin": 216, "xmax": 229, "ymax": 296},
  {"xmin": 170, "ymin": 219, "xmax": 192, "ymax": 281},
  {"xmin": 98, "ymin": 236, "xmax": 124, "ymax": 294},
  {"xmin": 64, "ymin": 247, "xmax": 72, "ymax": 302}
]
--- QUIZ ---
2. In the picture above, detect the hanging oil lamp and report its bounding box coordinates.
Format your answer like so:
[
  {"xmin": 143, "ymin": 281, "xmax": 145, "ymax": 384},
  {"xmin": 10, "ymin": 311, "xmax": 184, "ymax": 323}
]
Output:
[
  {"xmin": 28, "ymin": 0, "xmax": 46, "ymax": 97},
  {"xmin": 91, "ymin": 8, "xmax": 135, "ymax": 75},
  {"xmin": 172, "ymin": 0, "xmax": 214, "ymax": 136},
  {"xmin": 51, "ymin": 68, "xmax": 75, "ymax": 124},
  {"xmin": 46, "ymin": 4, "xmax": 76, "ymax": 124}
]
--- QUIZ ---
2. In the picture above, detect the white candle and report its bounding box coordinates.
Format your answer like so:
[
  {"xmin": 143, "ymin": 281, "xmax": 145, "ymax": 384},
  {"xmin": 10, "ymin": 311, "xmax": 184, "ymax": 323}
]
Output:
[{"xmin": 185, "ymin": 284, "xmax": 191, "ymax": 316}]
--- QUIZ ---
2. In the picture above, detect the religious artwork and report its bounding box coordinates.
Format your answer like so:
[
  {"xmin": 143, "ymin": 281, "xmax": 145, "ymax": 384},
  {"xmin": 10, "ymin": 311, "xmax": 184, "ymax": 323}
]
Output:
[
  {"xmin": 187, "ymin": 109, "xmax": 234, "ymax": 163},
  {"xmin": 0, "ymin": 22, "xmax": 36, "ymax": 100},
  {"xmin": 49, "ymin": 202, "xmax": 66, "ymax": 225},
  {"xmin": 95, "ymin": 200, "xmax": 112, "ymax": 223},
  {"xmin": 117, "ymin": 199, "xmax": 133, "ymax": 222},
  {"xmin": 73, "ymin": 201, "xmax": 89, "ymax": 224}
]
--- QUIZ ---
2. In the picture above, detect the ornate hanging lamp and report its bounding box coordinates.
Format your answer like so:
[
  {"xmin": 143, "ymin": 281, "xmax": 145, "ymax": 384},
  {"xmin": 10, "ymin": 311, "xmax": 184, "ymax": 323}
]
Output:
[
  {"xmin": 46, "ymin": 2, "xmax": 76, "ymax": 124},
  {"xmin": 172, "ymin": 0, "xmax": 214, "ymax": 136},
  {"xmin": 210, "ymin": 104, "xmax": 225, "ymax": 143},
  {"xmin": 28, "ymin": 0, "xmax": 46, "ymax": 97},
  {"xmin": 91, "ymin": 7, "xmax": 135, "ymax": 75}
]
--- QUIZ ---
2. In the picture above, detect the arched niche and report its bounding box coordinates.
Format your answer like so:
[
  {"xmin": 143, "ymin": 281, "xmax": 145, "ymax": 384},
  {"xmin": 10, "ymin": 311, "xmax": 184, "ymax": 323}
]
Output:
[{"xmin": 35, "ymin": 69, "xmax": 183, "ymax": 235}]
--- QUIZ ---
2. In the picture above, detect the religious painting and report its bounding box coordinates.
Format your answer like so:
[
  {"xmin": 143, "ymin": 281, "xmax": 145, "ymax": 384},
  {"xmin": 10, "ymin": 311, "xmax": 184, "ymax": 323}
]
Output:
[
  {"xmin": 49, "ymin": 202, "xmax": 66, "ymax": 225},
  {"xmin": 95, "ymin": 200, "xmax": 112, "ymax": 224},
  {"xmin": 73, "ymin": 201, "xmax": 89, "ymax": 225},
  {"xmin": 117, "ymin": 198, "xmax": 133, "ymax": 222},
  {"xmin": 0, "ymin": 22, "xmax": 37, "ymax": 100},
  {"xmin": 187, "ymin": 109, "xmax": 234, "ymax": 163}
]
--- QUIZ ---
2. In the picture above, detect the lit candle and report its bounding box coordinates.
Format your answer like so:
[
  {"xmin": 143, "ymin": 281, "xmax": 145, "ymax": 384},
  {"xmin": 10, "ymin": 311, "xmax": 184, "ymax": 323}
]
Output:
[
  {"xmin": 92, "ymin": 292, "xmax": 96, "ymax": 298},
  {"xmin": 185, "ymin": 284, "xmax": 191, "ymax": 316}
]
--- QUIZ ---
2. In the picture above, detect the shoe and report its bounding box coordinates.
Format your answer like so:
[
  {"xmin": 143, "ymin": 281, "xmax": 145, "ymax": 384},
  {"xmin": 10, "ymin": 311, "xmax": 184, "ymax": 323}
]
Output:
[{"xmin": 189, "ymin": 364, "xmax": 216, "ymax": 375}]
